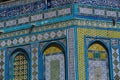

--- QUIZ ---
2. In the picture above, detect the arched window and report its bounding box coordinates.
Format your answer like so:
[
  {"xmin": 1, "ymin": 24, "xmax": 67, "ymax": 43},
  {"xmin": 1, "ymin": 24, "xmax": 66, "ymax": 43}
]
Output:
[
  {"xmin": 9, "ymin": 49, "xmax": 29, "ymax": 80},
  {"xmin": 14, "ymin": 54, "xmax": 28, "ymax": 80},
  {"xmin": 88, "ymin": 43, "xmax": 110, "ymax": 80},
  {"xmin": 44, "ymin": 43, "xmax": 65, "ymax": 80}
]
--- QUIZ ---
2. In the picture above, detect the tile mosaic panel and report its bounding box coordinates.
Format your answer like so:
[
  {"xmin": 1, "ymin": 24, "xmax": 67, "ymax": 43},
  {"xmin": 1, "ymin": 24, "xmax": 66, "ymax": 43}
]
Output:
[
  {"xmin": 47, "ymin": 0, "xmax": 73, "ymax": 8},
  {"xmin": 94, "ymin": 9, "xmax": 105, "ymax": 16},
  {"xmin": 45, "ymin": 53, "xmax": 65, "ymax": 80},
  {"xmin": 0, "ymin": 1, "xmax": 45, "ymax": 19},
  {"xmin": 88, "ymin": 43, "xmax": 109, "ymax": 80},
  {"xmin": 31, "ymin": 44, "xmax": 38, "ymax": 80},
  {"xmin": 77, "ymin": 28, "xmax": 120, "ymax": 80},
  {"xmin": 112, "ymin": 40, "xmax": 118, "ymax": 47},
  {"xmin": 44, "ymin": 11, "xmax": 56, "ymax": 19},
  {"xmin": 79, "ymin": 0, "xmax": 120, "ymax": 8},
  {"xmin": 0, "ymin": 0, "xmax": 40, "ymax": 9},
  {"xmin": 58, "ymin": 8, "xmax": 71, "ymax": 16},
  {"xmin": 79, "ymin": 7, "xmax": 93, "ymax": 15},
  {"xmin": 18, "ymin": 17, "xmax": 29, "ymax": 24},
  {"xmin": 31, "ymin": 14, "xmax": 43, "ymax": 21},
  {"xmin": 106, "ymin": 11, "xmax": 117, "ymax": 17},
  {"xmin": 0, "ymin": 0, "xmax": 74, "ymax": 19},
  {"xmin": 89, "ymin": 60, "xmax": 108, "ymax": 80},
  {"xmin": 0, "ymin": 6, "xmax": 72, "ymax": 28},
  {"xmin": 0, "ymin": 30, "xmax": 66, "ymax": 48},
  {"xmin": 0, "ymin": 50, "xmax": 5, "ymax": 80},
  {"xmin": 67, "ymin": 28, "xmax": 76, "ymax": 80},
  {"xmin": 6, "ymin": 20, "xmax": 17, "ymax": 27},
  {"xmin": 112, "ymin": 48, "xmax": 120, "ymax": 80}
]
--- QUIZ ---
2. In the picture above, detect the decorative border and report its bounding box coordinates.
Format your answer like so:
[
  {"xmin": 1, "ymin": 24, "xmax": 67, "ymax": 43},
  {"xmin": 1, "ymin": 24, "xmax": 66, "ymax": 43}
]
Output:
[
  {"xmin": 111, "ymin": 39, "xmax": 120, "ymax": 80},
  {"xmin": 67, "ymin": 28, "xmax": 76, "ymax": 80},
  {"xmin": 0, "ymin": 50, "xmax": 5, "ymax": 80},
  {"xmin": 0, "ymin": 7, "xmax": 72, "ymax": 28},
  {"xmin": 79, "ymin": 6, "xmax": 120, "ymax": 18},
  {"xmin": 0, "ymin": 29, "xmax": 66, "ymax": 48},
  {"xmin": 31, "ymin": 44, "xmax": 39, "ymax": 80}
]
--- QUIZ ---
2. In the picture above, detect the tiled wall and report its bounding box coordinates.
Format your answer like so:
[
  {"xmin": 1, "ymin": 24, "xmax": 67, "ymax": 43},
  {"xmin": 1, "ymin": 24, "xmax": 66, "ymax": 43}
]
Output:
[{"xmin": 77, "ymin": 27, "xmax": 120, "ymax": 80}]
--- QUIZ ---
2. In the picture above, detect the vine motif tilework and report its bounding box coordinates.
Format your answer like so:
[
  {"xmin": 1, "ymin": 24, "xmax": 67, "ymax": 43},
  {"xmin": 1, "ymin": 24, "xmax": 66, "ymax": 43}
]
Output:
[
  {"xmin": 0, "ymin": 0, "xmax": 73, "ymax": 19},
  {"xmin": 45, "ymin": 53, "xmax": 65, "ymax": 80},
  {"xmin": 78, "ymin": 0, "xmax": 120, "ymax": 8},
  {"xmin": 67, "ymin": 28, "xmax": 75, "ymax": 80},
  {"xmin": 77, "ymin": 28, "xmax": 120, "ymax": 80},
  {"xmin": 0, "ymin": 30, "xmax": 66, "ymax": 48},
  {"xmin": 0, "ymin": 0, "xmax": 39, "ymax": 9},
  {"xmin": 0, "ymin": 50, "xmax": 5, "ymax": 80},
  {"xmin": 0, "ymin": 1, "xmax": 45, "ymax": 19},
  {"xmin": 31, "ymin": 44, "xmax": 38, "ymax": 80}
]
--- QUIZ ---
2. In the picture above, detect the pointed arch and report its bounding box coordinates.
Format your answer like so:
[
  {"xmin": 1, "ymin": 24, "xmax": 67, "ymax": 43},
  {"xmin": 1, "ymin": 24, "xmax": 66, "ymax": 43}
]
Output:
[
  {"xmin": 9, "ymin": 48, "xmax": 30, "ymax": 80},
  {"xmin": 88, "ymin": 41, "xmax": 110, "ymax": 80},
  {"xmin": 42, "ymin": 42, "xmax": 66, "ymax": 80}
]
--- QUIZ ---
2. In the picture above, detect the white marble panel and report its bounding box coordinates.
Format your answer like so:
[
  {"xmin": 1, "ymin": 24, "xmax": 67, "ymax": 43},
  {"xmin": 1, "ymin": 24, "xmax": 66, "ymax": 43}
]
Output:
[
  {"xmin": 94, "ymin": 9, "xmax": 105, "ymax": 16},
  {"xmin": 58, "ymin": 8, "xmax": 71, "ymax": 16},
  {"xmin": 0, "ymin": 22, "xmax": 4, "ymax": 28},
  {"xmin": 6, "ymin": 20, "xmax": 17, "ymax": 27},
  {"xmin": 79, "ymin": 7, "xmax": 93, "ymax": 14},
  {"xmin": 18, "ymin": 17, "xmax": 29, "ymax": 24},
  {"xmin": 31, "ymin": 14, "xmax": 43, "ymax": 21},
  {"xmin": 106, "ymin": 11, "xmax": 117, "ymax": 17},
  {"xmin": 44, "ymin": 11, "xmax": 56, "ymax": 19}
]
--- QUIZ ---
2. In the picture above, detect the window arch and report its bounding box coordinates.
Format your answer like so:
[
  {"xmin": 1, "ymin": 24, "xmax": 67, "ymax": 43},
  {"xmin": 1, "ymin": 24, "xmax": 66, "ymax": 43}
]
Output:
[
  {"xmin": 88, "ymin": 42, "xmax": 110, "ymax": 80},
  {"xmin": 43, "ymin": 43, "xmax": 65, "ymax": 80},
  {"xmin": 9, "ymin": 49, "xmax": 29, "ymax": 80}
]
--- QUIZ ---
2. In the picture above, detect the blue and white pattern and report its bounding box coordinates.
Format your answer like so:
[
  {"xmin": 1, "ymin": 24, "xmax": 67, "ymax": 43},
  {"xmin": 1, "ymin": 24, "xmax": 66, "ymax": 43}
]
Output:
[
  {"xmin": 0, "ymin": 1, "xmax": 45, "ymax": 19},
  {"xmin": 89, "ymin": 60, "xmax": 109, "ymax": 80},
  {"xmin": 45, "ymin": 53, "xmax": 65, "ymax": 80},
  {"xmin": 78, "ymin": 0, "xmax": 120, "ymax": 8}
]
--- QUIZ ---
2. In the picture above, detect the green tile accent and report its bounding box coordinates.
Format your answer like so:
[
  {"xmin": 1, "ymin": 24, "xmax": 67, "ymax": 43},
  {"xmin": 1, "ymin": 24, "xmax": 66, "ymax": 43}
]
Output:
[{"xmin": 50, "ymin": 60, "xmax": 60, "ymax": 80}]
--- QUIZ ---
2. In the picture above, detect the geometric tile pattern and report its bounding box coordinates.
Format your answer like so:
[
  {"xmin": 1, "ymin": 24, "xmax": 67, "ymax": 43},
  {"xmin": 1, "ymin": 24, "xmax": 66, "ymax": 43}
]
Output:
[
  {"xmin": 0, "ymin": 30, "xmax": 66, "ymax": 48},
  {"xmin": 89, "ymin": 60, "xmax": 109, "ymax": 80},
  {"xmin": 112, "ymin": 48, "xmax": 120, "ymax": 80},
  {"xmin": 0, "ymin": 50, "xmax": 5, "ymax": 80},
  {"xmin": 67, "ymin": 28, "xmax": 75, "ymax": 80},
  {"xmin": 14, "ymin": 54, "xmax": 28, "ymax": 80},
  {"xmin": 0, "ymin": 7, "xmax": 71, "ymax": 28},
  {"xmin": 45, "ymin": 53, "xmax": 65, "ymax": 80},
  {"xmin": 77, "ymin": 28, "xmax": 120, "ymax": 80},
  {"xmin": 32, "ymin": 47, "xmax": 38, "ymax": 80}
]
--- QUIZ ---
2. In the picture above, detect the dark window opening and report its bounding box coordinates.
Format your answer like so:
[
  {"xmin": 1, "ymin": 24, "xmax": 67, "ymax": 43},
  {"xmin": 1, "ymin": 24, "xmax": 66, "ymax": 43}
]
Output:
[{"xmin": 0, "ymin": 0, "xmax": 10, "ymax": 3}]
